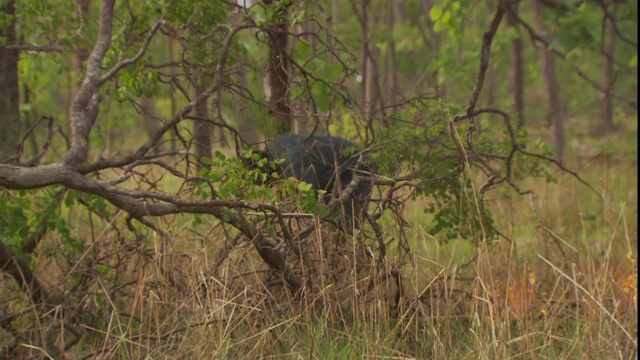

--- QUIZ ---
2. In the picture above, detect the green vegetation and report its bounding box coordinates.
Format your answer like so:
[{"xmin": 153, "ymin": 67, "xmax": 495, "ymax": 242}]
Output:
[{"xmin": 0, "ymin": 0, "xmax": 636, "ymax": 358}]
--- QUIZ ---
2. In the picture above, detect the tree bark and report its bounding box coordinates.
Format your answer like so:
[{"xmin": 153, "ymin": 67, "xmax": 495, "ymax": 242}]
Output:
[
  {"xmin": 360, "ymin": 0, "xmax": 380, "ymax": 122},
  {"xmin": 532, "ymin": 0, "xmax": 564, "ymax": 164},
  {"xmin": 506, "ymin": 0, "xmax": 525, "ymax": 128},
  {"xmin": 421, "ymin": 0, "xmax": 446, "ymax": 98},
  {"xmin": 73, "ymin": 0, "xmax": 92, "ymax": 95},
  {"xmin": 140, "ymin": 96, "xmax": 166, "ymax": 152},
  {"xmin": 236, "ymin": 63, "xmax": 259, "ymax": 145},
  {"xmin": 194, "ymin": 83, "xmax": 212, "ymax": 170},
  {"xmin": 602, "ymin": 18, "xmax": 616, "ymax": 132},
  {"xmin": 0, "ymin": 0, "xmax": 21, "ymax": 159},
  {"xmin": 383, "ymin": 1, "xmax": 399, "ymax": 109},
  {"xmin": 64, "ymin": 0, "xmax": 115, "ymax": 166},
  {"xmin": 292, "ymin": 1, "xmax": 311, "ymax": 134},
  {"xmin": 364, "ymin": 45, "xmax": 379, "ymax": 122},
  {"xmin": 264, "ymin": 0, "xmax": 292, "ymax": 135},
  {"xmin": 332, "ymin": 0, "xmax": 340, "ymax": 26}
]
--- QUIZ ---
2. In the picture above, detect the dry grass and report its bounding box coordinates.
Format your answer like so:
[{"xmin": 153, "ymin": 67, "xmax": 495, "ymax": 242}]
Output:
[{"xmin": 1, "ymin": 129, "xmax": 637, "ymax": 359}]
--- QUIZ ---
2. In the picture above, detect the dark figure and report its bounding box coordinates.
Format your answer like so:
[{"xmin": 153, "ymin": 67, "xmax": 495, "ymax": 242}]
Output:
[{"xmin": 246, "ymin": 133, "xmax": 374, "ymax": 229}]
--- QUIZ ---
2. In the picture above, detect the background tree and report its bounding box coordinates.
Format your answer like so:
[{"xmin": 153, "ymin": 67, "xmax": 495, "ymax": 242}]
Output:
[
  {"xmin": 531, "ymin": 0, "xmax": 565, "ymax": 163},
  {"xmin": 506, "ymin": 0, "xmax": 525, "ymax": 128},
  {"xmin": 0, "ymin": 0, "xmax": 20, "ymax": 159},
  {"xmin": 263, "ymin": 0, "xmax": 293, "ymax": 134}
]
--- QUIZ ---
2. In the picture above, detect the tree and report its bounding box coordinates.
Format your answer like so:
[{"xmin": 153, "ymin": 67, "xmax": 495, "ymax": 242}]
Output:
[
  {"xmin": 512, "ymin": 0, "xmax": 637, "ymax": 134},
  {"xmin": 383, "ymin": 1, "xmax": 399, "ymax": 108},
  {"xmin": 263, "ymin": 0, "xmax": 292, "ymax": 134},
  {"xmin": 193, "ymin": 82, "xmax": 213, "ymax": 170},
  {"xmin": 531, "ymin": 0, "xmax": 565, "ymax": 164},
  {"xmin": 506, "ymin": 0, "xmax": 525, "ymax": 128},
  {"xmin": 0, "ymin": 0, "xmax": 20, "ymax": 159},
  {"xmin": 358, "ymin": 0, "xmax": 381, "ymax": 122}
]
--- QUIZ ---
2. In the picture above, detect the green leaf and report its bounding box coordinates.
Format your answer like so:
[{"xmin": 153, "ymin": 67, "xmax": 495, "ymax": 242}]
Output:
[
  {"xmin": 295, "ymin": 40, "xmax": 312, "ymax": 58},
  {"xmin": 429, "ymin": 7, "xmax": 443, "ymax": 21},
  {"xmin": 297, "ymin": 182, "xmax": 313, "ymax": 193}
]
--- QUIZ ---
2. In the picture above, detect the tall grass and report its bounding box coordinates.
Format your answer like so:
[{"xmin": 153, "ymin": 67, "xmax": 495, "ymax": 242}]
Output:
[{"xmin": 2, "ymin": 127, "xmax": 636, "ymax": 359}]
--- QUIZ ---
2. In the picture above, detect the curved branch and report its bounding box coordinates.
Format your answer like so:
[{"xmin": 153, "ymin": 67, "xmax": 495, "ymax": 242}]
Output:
[
  {"xmin": 98, "ymin": 18, "xmax": 165, "ymax": 84},
  {"xmin": 0, "ymin": 161, "xmax": 303, "ymax": 291},
  {"xmin": 467, "ymin": 0, "xmax": 506, "ymax": 114},
  {"xmin": 64, "ymin": 0, "xmax": 115, "ymax": 165}
]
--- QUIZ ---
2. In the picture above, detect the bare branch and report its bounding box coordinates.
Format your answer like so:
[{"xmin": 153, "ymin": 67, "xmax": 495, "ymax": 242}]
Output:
[
  {"xmin": 99, "ymin": 18, "xmax": 165, "ymax": 84},
  {"xmin": 467, "ymin": 0, "xmax": 506, "ymax": 114},
  {"xmin": 3, "ymin": 43, "xmax": 69, "ymax": 52}
]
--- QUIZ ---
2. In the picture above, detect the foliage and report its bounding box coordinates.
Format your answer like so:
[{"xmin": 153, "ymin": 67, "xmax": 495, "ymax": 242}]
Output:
[
  {"xmin": 0, "ymin": 186, "xmax": 78, "ymax": 259},
  {"xmin": 370, "ymin": 100, "xmax": 558, "ymax": 241}
]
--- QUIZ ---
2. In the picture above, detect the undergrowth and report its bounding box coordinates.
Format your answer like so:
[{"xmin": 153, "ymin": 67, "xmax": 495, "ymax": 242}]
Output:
[{"xmin": 1, "ymin": 128, "xmax": 637, "ymax": 359}]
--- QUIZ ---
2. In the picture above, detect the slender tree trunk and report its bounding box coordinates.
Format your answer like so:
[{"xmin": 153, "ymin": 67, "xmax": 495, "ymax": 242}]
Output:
[
  {"xmin": 383, "ymin": 1, "xmax": 399, "ymax": 109},
  {"xmin": 421, "ymin": 0, "xmax": 446, "ymax": 98},
  {"xmin": 332, "ymin": 0, "xmax": 340, "ymax": 26},
  {"xmin": 532, "ymin": 0, "xmax": 564, "ymax": 164},
  {"xmin": 168, "ymin": 37, "xmax": 178, "ymax": 151},
  {"xmin": 360, "ymin": 0, "xmax": 380, "ymax": 122},
  {"xmin": 214, "ymin": 84, "xmax": 227, "ymax": 148},
  {"xmin": 0, "ymin": 0, "xmax": 21, "ymax": 159},
  {"xmin": 293, "ymin": 2, "xmax": 310, "ymax": 134},
  {"xmin": 602, "ymin": 19, "xmax": 616, "ymax": 132},
  {"xmin": 486, "ymin": 66, "xmax": 497, "ymax": 110},
  {"xmin": 236, "ymin": 63, "xmax": 259, "ymax": 145},
  {"xmin": 264, "ymin": 0, "xmax": 292, "ymax": 135},
  {"xmin": 360, "ymin": 0, "xmax": 368, "ymax": 110},
  {"xmin": 396, "ymin": 0, "xmax": 408, "ymax": 23},
  {"xmin": 506, "ymin": 0, "xmax": 525, "ymax": 128},
  {"xmin": 194, "ymin": 83, "xmax": 212, "ymax": 170},
  {"xmin": 364, "ymin": 45, "xmax": 379, "ymax": 122},
  {"xmin": 140, "ymin": 96, "xmax": 166, "ymax": 152}
]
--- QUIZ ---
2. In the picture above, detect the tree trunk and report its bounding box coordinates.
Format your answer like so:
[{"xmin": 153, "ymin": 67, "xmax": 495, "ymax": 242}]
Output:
[
  {"xmin": 486, "ymin": 65, "xmax": 497, "ymax": 111},
  {"xmin": 364, "ymin": 45, "xmax": 379, "ymax": 122},
  {"xmin": 0, "ymin": 0, "xmax": 21, "ymax": 159},
  {"xmin": 264, "ymin": 0, "xmax": 292, "ymax": 135},
  {"xmin": 383, "ymin": 1, "xmax": 399, "ymax": 109},
  {"xmin": 360, "ymin": 0, "xmax": 368, "ymax": 111},
  {"xmin": 360, "ymin": 0, "xmax": 380, "ymax": 122},
  {"xmin": 506, "ymin": 0, "xmax": 525, "ymax": 128},
  {"xmin": 194, "ymin": 83, "xmax": 212, "ymax": 170},
  {"xmin": 168, "ymin": 37, "xmax": 178, "ymax": 151},
  {"xmin": 236, "ymin": 63, "xmax": 259, "ymax": 145},
  {"xmin": 421, "ymin": 0, "xmax": 446, "ymax": 98},
  {"xmin": 140, "ymin": 96, "xmax": 166, "ymax": 152},
  {"xmin": 293, "ymin": 2, "xmax": 311, "ymax": 135},
  {"xmin": 332, "ymin": 0, "xmax": 340, "ymax": 26},
  {"xmin": 532, "ymin": 0, "xmax": 564, "ymax": 164},
  {"xmin": 602, "ymin": 19, "xmax": 616, "ymax": 132},
  {"xmin": 396, "ymin": 0, "xmax": 408, "ymax": 23}
]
